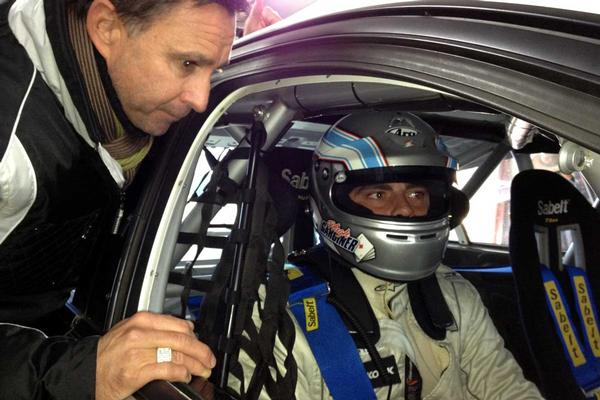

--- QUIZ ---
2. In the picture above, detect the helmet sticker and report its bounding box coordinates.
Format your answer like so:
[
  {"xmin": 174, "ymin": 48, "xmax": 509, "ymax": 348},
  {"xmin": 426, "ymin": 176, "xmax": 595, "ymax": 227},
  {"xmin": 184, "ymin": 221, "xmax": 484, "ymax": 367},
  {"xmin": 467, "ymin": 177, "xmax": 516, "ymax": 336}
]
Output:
[
  {"xmin": 354, "ymin": 233, "xmax": 376, "ymax": 262},
  {"xmin": 320, "ymin": 220, "xmax": 376, "ymax": 262},
  {"xmin": 320, "ymin": 219, "xmax": 357, "ymax": 251},
  {"xmin": 385, "ymin": 127, "xmax": 419, "ymax": 136},
  {"xmin": 385, "ymin": 116, "xmax": 419, "ymax": 137}
]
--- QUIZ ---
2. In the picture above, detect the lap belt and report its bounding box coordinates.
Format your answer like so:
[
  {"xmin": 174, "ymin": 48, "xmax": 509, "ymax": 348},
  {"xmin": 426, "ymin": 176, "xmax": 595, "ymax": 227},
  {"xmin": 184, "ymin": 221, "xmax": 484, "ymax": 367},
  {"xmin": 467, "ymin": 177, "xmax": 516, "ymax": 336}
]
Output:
[
  {"xmin": 541, "ymin": 264, "xmax": 600, "ymax": 398},
  {"xmin": 288, "ymin": 266, "xmax": 376, "ymax": 400}
]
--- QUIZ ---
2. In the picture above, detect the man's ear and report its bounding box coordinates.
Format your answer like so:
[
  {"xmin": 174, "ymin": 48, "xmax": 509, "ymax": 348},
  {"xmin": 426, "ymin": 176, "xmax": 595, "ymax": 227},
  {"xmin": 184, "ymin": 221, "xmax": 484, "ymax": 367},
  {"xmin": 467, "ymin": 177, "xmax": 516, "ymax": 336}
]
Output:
[{"xmin": 86, "ymin": 0, "xmax": 126, "ymax": 62}]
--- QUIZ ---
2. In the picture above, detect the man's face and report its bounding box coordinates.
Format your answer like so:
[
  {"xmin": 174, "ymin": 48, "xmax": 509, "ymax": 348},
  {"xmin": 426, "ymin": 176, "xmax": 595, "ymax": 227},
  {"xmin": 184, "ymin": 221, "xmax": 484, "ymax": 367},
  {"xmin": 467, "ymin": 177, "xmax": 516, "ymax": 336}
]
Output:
[
  {"xmin": 348, "ymin": 182, "xmax": 430, "ymax": 217},
  {"xmin": 102, "ymin": 2, "xmax": 235, "ymax": 136}
]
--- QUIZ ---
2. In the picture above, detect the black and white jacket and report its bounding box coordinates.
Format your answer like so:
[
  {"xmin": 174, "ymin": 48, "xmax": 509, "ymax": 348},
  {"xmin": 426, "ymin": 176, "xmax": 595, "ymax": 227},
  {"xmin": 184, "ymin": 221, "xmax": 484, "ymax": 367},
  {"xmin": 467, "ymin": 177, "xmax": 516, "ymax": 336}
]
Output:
[{"xmin": 1, "ymin": 0, "xmax": 125, "ymax": 397}]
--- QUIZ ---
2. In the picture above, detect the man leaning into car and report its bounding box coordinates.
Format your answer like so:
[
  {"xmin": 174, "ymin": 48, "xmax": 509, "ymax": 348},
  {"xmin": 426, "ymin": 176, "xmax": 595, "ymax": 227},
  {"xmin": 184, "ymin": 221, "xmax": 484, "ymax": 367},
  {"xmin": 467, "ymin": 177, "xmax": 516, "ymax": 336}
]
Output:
[{"xmin": 0, "ymin": 0, "xmax": 279, "ymax": 399}]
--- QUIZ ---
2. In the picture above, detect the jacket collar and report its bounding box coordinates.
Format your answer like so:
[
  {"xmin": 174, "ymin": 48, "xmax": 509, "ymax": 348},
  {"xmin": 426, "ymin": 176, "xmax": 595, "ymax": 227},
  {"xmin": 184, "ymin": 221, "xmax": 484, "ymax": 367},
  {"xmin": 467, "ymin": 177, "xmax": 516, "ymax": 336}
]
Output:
[{"xmin": 7, "ymin": 0, "xmax": 125, "ymax": 187}]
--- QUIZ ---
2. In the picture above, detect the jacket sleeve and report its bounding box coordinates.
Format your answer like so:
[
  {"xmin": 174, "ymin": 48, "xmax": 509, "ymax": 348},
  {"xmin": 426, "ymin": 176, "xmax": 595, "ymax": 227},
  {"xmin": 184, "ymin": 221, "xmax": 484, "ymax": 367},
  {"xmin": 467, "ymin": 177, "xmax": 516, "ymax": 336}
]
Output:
[
  {"xmin": 0, "ymin": 323, "xmax": 98, "ymax": 400},
  {"xmin": 456, "ymin": 280, "xmax": 544, "ymax": 399}
]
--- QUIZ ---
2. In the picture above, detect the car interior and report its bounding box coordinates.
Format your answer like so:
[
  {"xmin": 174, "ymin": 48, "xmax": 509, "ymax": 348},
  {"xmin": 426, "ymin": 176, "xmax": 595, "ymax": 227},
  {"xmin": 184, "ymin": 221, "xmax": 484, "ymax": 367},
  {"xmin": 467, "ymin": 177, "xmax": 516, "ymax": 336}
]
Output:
[{"xmin": 111, "ymin": 73, "xmax": 599, "ymax": 398}]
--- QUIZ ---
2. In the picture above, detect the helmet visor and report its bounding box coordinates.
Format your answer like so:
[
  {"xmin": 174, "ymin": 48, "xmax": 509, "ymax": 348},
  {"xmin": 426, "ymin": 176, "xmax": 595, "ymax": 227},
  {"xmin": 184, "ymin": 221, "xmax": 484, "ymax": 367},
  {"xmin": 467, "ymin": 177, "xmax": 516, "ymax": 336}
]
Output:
[{"xmin": 332, "ymin": 166, "xmax": 454, "ymax": 221}]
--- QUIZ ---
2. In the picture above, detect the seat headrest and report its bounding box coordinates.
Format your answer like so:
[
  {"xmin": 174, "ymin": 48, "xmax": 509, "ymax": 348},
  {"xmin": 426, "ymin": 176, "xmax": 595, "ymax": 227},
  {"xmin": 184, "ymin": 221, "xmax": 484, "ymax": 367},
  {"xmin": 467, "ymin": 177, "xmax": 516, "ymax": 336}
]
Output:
[
  {"xmin": 264, "ymin": 147, "xmax": 314, "ymax": 236},
  {"xmin": 510, "ymin": 169, "xmax": 600, "ymax": 272},
  {"xmin": 511, "ymin": 169, "xmax": 596, "ymax": 229}
]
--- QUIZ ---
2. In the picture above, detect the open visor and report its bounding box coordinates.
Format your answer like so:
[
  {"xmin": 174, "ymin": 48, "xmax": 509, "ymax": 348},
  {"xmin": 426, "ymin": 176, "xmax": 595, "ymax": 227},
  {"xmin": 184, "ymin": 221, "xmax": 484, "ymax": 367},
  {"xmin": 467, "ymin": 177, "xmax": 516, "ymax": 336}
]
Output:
[{"xmin": 332, "ymin": 166, "xmax": 455, "ymax": 222}]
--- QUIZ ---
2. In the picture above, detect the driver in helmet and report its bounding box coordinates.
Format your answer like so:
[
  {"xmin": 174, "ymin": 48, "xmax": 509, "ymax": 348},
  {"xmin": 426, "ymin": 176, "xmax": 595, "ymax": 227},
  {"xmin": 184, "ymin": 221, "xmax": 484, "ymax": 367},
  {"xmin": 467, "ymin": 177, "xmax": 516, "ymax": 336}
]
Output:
[
  {"xmin": 238, "ymin": 111, "xmax": 542, "ymax": 399},
  {"xmin": 311, "ymin": 110, "xmax": 462, "ymax": 282}
]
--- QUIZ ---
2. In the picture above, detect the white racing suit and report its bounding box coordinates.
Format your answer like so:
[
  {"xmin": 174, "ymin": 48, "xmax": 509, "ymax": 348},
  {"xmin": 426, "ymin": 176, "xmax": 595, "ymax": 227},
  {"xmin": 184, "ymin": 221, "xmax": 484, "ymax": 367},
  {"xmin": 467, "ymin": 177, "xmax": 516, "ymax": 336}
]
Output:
[{"xmin": 236, "ymin": 264, "xmax": 544, "ymax": 399}]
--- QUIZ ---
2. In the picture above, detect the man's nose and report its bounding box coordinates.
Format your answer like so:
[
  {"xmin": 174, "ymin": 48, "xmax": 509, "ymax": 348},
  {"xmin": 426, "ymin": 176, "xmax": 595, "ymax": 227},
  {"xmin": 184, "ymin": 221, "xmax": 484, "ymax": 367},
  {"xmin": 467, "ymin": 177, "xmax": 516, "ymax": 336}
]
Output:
[
  {"xmin": 389, "ymin": 195, "xmax": 414, "ymax": 217},
  {"xmin": 180, "ymin": 74, "xmax": 211, "ymax": 113}
]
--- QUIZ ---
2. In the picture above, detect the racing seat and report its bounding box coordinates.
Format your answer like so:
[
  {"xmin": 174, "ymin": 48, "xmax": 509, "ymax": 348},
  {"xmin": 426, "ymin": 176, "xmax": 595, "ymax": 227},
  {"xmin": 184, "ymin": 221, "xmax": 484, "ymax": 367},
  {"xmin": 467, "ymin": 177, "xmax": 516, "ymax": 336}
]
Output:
[
  {"xmin": 264, "ymin": 147, "xmax": 315, "ymax": 251},
  {"xmin": 510, "ymin": 169, "xmax": 600, "ymax": 400}
]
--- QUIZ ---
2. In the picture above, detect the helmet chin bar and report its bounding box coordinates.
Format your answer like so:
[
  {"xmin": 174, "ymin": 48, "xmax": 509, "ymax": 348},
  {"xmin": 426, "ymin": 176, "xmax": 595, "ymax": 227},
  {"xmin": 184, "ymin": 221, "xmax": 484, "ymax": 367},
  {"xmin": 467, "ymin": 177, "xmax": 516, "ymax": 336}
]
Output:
[{"xmin": 311, "ymin": 197, "xmax": 450, "ymax": 281}]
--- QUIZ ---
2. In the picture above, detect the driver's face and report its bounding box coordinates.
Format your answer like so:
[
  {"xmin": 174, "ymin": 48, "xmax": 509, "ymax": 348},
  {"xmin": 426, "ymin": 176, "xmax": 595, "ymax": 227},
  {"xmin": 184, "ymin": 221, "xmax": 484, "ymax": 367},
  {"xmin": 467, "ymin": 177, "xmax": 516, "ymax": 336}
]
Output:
[{"xmin": 348, "ymin": 182, "xmax": 430, "ymax": 217}]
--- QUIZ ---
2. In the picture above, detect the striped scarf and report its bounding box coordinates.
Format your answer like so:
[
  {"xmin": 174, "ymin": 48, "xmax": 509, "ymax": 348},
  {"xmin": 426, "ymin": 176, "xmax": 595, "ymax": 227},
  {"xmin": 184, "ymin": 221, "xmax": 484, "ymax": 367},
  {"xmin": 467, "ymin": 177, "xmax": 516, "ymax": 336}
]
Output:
[{"xmin": 66, "ymin": 5, "xmax": 153, "ymax": 186}]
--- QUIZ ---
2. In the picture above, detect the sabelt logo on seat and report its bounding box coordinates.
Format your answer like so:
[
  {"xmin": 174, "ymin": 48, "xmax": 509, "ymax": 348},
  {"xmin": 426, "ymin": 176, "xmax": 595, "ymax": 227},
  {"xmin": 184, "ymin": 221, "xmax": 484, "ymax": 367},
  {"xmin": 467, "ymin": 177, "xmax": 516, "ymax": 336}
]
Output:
[
  {"xmin": 281, "ymin": 168, "xmax": 309, "ymax": 190},
  {"xmin": 574, "ymin": 276, "xmax": 600, "ymax": 357},
  {"xmin": 537, "ymin": 199, "xmax": 570, "ymax": 216},
  {"xmin": 545, "ymin": 281, "xmax": 586, "ymax": 366},
  {"xmin": 303, "ymin": 297, "xmax": 319, "ymax": 332}
]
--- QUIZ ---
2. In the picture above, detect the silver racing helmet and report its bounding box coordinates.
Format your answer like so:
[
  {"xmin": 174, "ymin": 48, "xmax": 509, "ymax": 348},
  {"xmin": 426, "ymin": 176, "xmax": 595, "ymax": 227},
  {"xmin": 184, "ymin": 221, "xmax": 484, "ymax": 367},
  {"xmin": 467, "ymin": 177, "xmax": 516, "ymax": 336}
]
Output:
[{"xmin": 310, "ymin": 111, "xmax": 468, "ymax": 281}]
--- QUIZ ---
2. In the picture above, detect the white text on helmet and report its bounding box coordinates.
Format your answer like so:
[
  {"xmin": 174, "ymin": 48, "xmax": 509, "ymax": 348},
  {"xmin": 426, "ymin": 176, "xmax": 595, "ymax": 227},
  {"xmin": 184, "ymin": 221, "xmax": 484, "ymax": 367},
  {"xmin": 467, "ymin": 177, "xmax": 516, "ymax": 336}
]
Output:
[
  {"xmin": 320, "ymin": 220, "xmax": 359, "ymax": 252},
  {"xmin": 385, "ymin": 127, "xmax": 419, "ymax": 137}
]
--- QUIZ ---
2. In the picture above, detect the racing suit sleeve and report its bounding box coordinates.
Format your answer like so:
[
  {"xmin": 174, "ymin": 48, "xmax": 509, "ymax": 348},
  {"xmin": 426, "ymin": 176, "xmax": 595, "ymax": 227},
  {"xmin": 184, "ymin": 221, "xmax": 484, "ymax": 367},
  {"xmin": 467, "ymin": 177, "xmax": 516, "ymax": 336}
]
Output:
[
  {"xmin": 456, "ymin": 280, "xmax": 544, "ymax": 399},
  {"xmin": 0, "ymin": 323, "xmax": 98, "ymax": 400}
]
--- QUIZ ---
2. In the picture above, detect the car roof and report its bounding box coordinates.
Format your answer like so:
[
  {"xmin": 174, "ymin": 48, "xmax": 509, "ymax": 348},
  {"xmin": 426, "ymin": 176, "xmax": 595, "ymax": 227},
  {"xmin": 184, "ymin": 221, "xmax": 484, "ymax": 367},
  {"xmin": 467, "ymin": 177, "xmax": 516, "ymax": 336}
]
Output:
[{"xmin": 240, "ymin": 0, "xmax": 600, "ymax": 42}]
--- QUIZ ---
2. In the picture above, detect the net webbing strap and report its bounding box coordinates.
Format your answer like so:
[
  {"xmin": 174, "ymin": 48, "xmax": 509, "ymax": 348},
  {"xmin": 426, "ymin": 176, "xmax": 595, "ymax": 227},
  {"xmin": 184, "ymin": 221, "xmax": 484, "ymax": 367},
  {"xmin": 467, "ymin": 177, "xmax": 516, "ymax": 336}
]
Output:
[{"xmin": 193, "ymin": 160, "xmax": 297, "ymax": 399}]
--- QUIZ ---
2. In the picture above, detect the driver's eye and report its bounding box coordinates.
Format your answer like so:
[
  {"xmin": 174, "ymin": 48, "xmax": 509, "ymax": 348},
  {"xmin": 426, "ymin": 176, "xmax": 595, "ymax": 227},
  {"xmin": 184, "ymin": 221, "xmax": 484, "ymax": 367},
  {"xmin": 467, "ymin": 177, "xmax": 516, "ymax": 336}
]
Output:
[{"xmin": 407, "ymin": 189, "xmax": 428, "ymax": 201}]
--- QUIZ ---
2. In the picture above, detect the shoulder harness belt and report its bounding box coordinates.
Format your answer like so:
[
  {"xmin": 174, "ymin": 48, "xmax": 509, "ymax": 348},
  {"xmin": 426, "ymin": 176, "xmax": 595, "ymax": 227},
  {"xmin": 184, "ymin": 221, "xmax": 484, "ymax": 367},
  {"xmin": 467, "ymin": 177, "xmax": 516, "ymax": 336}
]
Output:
[
  {"xmin": 288, "ymin": 264, "xmax": 377, "ymax": 400},
  {"xmin": 287, "ymin": 247, "xmax": 457, "ymax": 399},
  {"xmin": 542, "ymin": 264, "xmax": 600, "ymax": 398}
]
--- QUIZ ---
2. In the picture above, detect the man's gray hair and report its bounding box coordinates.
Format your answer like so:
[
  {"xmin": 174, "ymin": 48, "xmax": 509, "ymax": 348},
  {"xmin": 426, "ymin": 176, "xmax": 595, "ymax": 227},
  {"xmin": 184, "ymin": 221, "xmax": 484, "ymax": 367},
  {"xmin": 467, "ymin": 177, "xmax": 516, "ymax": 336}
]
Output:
[{"xmin": 79, "ymin": 0, "xmax": 248, "ymax": 33}]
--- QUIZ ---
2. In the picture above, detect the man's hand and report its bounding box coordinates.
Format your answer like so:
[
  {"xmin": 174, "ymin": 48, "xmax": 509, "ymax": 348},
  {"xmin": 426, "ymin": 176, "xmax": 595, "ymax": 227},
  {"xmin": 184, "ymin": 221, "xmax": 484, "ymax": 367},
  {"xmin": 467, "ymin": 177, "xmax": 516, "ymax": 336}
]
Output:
[
  {"xmin": 244, "ymin": 0, "xmax": 282, "ymax": 35},
  {"xmin": 95, "ymin": 312, "xmax": 215, "ymax": 400}
]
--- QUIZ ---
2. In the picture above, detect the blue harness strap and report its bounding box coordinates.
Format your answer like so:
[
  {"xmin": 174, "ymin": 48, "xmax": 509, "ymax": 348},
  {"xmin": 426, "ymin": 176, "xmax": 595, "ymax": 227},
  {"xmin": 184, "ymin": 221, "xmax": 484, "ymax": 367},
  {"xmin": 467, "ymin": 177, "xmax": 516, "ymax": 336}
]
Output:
[
  {"xmin": 288, "ymin": 266, "xmax": 376, "ymax": 400},
  {"xmin": 566, "ymin": 266, "xmax": 600, "ymax": 363},
  {"xmin": 541, "ymin": 265, "xmax": 600, "ymax": 398}
]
